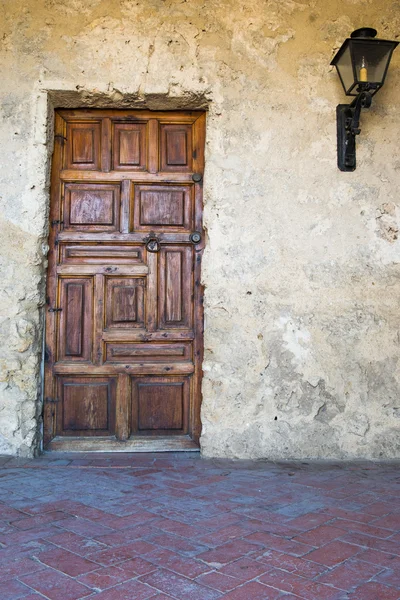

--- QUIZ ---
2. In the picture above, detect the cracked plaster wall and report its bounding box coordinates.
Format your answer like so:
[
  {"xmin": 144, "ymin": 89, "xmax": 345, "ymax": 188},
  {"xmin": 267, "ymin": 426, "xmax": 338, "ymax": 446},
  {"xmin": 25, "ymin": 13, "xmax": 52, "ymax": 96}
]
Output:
[{"xmin": 1, "ymin": 0, "xmax": 400, "ymax": 458}]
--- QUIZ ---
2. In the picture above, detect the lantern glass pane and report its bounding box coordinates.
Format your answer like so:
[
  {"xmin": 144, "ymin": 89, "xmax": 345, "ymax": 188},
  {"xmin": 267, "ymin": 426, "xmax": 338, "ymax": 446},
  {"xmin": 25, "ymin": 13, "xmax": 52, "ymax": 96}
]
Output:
[
  {"xmin": 352, "ymin": 41, "xmax": 393, "ymax": 84},
  {"xmin": 336, "ymin": 45, "xmax": 354, "ymax": 93}
]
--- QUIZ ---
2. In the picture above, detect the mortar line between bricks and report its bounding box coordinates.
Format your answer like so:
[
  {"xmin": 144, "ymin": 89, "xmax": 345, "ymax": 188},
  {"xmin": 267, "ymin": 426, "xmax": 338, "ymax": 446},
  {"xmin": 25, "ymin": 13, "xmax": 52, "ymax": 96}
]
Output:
[
  {"xmin": 16, "ymin": 584, "xmax": 51, "ymax": 600},
  {"xmin": 16, "ymin": 561, "xmax": 155, "ymax": 598},
  {"xmin": 15, "ymin": 571, "xmax": 91, "ymax": 600}
]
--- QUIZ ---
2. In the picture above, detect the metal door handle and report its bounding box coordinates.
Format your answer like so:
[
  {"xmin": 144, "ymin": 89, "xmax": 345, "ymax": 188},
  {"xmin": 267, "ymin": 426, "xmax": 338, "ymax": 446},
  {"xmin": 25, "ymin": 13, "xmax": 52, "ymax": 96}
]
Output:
[
  {"xmin": 190, "ymin": 232, "xmax": 201, "ymax": 244},
  {"xmin": 144, "ymin": 235, "xmax": 161, "ymax": 253}
]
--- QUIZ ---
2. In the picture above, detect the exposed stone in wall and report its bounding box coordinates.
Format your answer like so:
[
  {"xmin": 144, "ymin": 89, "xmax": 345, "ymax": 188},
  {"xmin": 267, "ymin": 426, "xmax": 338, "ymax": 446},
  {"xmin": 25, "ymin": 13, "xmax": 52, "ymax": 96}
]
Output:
[
  {"xmin": 376, "ymin": 202, "xmax": 399, "ymax": 243},
  {"xmin": 1, "ymin": 0, "xmax": 400, "ymax": 457}
]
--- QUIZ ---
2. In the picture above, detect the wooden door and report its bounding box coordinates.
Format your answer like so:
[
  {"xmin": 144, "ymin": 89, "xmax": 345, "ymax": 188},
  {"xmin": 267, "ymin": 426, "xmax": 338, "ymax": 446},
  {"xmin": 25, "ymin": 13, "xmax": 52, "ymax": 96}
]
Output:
[{"xmin": 43, "ymin": 110, "xmax": 205, "ymax": 451}]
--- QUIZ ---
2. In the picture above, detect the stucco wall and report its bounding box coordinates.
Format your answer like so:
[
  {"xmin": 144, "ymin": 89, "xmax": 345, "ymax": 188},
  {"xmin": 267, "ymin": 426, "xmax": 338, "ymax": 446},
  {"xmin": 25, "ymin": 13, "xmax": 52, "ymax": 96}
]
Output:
[{"xmin": 1, "ymin": 0, "xmax": 400, "ymax": 458}]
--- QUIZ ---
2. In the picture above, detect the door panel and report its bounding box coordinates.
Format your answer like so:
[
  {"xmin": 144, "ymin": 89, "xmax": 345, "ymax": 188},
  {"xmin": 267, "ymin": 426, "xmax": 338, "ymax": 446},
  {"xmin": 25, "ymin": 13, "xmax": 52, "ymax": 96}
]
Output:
[
  {"xmin": 65, "ymin": 121, "xmax": 101, "ymax": 170},
  {"xmin": 57, "ymin": 376, "xmax": 116, "ymax": 435},
  {"xmin": 44, "ymin": 110, "xmax": 205, "ymax": 450},
  {"xmin": 60, "ymin": 244, "xmax": 144, "ymax": 265},
  {"xmin": 105, "ymin": 277, "xmax": 146, "ymax": 330},
  {"xmin": 133, "ymin": 184, "xmax": 193, "ymax": 232},
  {"xmin": 132, "ymin": 376, "xmax": 190, "ymax": 435},
  {"xmin": 63, "ymin": 183, "xmax": 120, "ymax": 231},
  {"xmin": 58, "ymin": 277, "xmax": 93, "ymax": 362},
  {"xmin": 160, "ymin": 124, "xmax": 193, "ymax": 171},
  {"xmin": 105, "ymin": 342, "xmax": 192, "ymax": 363},
  {"xmin": 158, "ymin": 246, "xmax": 193, "ymax": 330},
  {"xmin": 112, "ymin": 123, "xmax": 147, "ymax": 171}
]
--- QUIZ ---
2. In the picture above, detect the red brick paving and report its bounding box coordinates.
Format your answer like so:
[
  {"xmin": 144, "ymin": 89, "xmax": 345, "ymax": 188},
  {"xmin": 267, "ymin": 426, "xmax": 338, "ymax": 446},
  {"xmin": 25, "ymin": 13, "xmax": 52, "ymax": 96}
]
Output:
[
  {"xmin": 196, "ymin": 570, "xmax": 242, "ymax": 592},
  {"xmin": 0, "ymin": 577, "xmax": 36, "ymax": 600},
  {"xmin": 222, "ymin": 581, "xmax": 282, "ymax": 599},
  {"xmin": 0, "ymin": 454, "xmax": 399, "ymax": 599},
  {"xmin": 316, "ymin": 558, "xmax": 383, "ymax": 590},
  {"xmin": 347, "ymin": 581, "xmax": 400, "ymax": 599}
]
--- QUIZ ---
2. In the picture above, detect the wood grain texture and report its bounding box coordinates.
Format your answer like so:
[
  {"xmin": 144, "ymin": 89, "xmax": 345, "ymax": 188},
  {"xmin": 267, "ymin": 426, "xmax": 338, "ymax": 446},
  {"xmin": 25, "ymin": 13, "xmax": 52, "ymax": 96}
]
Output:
[
  {"xmin": 158, "ymin": 246, "xmax": 192, "ymax": 330},
  {"xmin": 105, "ymin": 277, "xmax": 145, "ymax": 329},
  {"xmin": 132, "ymin": 376, "xmax": 190, "ymax": 435},
  {"xmin": 58, "ymin": 277, "xmax": 93, "ymax": 362},
  {"xmin": 113, "ymin": 122, "xmax": 147, "ymax": 171},
  {"xmin": 101, "ymin": 118, "xmax": 111, "ymax": 172},
  {"xmin": 58, "ymin": 232, "xmax": 192, "ymax": 243},
  {"xmin": 137, "ymin": 381, "xmax": 184, "ymax": 431},
  {"xmin": 145, "ymin": 251, "xmax": 157, "ymax": 333},
  {"xmin": 65, "ymin": 121, "xmax": 101, "ymax": 170},
  {"xmin": 44, "ymin": 109, "xmax": 205, "ymax": 450},
  {"xmin": 116, "ymin": 373, "xmax": 130, "ymax": 440},
  {"xmin": 105, "ymin": 342, "xmax": 191, "ymax": 363},
  {"xmin": 160, "ymin": 123, "xmax": 192, "ymax": 172},
  {"xmin": 60, "ymin": 170, "xmax": 194, "ymax": 183},
  {"xmin": 120, "ymin": 179, "xmax": 131, "ymax": 233},
  {"xmin": 44, "ymin": 112, "xmax": 65, "ymax": 446},
  {"xmin": 61, "ymin": 244, "xmax": 143, "ymax": 264},
  {"xmin": 53, "ymin": 363, "xmax": 194, "ymax": 375},
  {"xmin": 94, "ymin": 273, "xmax": 105, "ymax": 366},
  {"xmin": 56, "ymin": 265, "xmax": 148, "ymax": 276},
  {"xmin": 133, "ymin": 184, "xmax": 192, "ymax": 232},
  {"xmin": 148, "ymin": 119, "xmax": 159, "ymax": 174},
  {"xmin": 56, "ymin": 376, "xmax": 116, "ymax": 436},
  {"xmin": 63, "ymin": 183, "xmax": 120, "ymax": 232},
  {"xmin": 47, "ymin": 435, "xmax": 199, "ymax": 452}
]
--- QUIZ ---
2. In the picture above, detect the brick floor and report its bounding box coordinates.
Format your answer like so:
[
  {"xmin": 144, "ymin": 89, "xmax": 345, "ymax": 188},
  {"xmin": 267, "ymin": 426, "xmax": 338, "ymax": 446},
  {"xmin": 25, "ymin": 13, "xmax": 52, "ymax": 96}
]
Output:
[{"xmin": 0, "ymin": 454, "xmax": 399, "ymax": 599}]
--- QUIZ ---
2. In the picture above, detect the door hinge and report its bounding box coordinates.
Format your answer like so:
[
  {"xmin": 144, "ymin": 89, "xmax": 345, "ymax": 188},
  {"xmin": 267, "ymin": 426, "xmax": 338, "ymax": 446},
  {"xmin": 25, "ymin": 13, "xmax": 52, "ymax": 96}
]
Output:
[
  {"xmin": 51, "ymin": 220, "xmax": 64, "ymax": 226},
  {"xmin": 48, "ymin": 307, "xmax": 62, "ymax": 313},
  {"xmin": 54, "ymin": 135, "xmax": 67, "ymax": 144},
  {"xmin": 45, "ymin": 397, "xmax": 59, "ymax": 404}
]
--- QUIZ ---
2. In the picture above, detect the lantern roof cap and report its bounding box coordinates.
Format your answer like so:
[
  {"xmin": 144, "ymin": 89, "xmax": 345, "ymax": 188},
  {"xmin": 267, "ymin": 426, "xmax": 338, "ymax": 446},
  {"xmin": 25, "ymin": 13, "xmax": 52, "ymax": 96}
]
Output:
[
  {"xmin": 330, "ymin": 29, "xmax": 399, "ymax": 67},
  {"xmin": 351, "ymin": 28, "xmax": 377, "ymax": 39}
]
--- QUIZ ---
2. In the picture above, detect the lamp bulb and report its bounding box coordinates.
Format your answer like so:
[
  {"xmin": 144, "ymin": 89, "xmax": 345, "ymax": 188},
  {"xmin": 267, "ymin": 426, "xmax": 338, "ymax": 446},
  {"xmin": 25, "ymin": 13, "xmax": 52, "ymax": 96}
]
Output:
[{"xmin": 359, "ymin": 56, "xmax": 368, "ymax": 82}]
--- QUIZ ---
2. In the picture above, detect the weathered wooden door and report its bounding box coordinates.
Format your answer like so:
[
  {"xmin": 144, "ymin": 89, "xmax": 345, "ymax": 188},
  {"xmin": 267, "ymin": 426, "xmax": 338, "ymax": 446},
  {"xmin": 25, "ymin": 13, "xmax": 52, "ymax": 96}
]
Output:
[{"xmin": 44, "ymin": 109, "xmax": 205, "ymax": 451}]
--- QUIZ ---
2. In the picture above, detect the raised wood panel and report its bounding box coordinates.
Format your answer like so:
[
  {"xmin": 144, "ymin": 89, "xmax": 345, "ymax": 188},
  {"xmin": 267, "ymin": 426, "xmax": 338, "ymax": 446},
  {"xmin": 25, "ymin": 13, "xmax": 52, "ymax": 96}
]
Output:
[
  {"xmin": 65, "ymin": 122, "xmax": 101, "ymax": 170},
  {"xmin": 58, "ymin": 277, "xmax": 93, "ymax": 362},
  {"xmin": 141, "ymin": 189, "xmax": 184, "ymax": 225},
  {"xmin": 159, "ymin": 246, "xmax": 193, "ymax": 330},
  {"xmin": 105, "ymin": 342, "xmax": 191, "ymax": 363},
  {"xmin": 166, "ymin": 253, "xmax": 181, "ymax": 322},
  {"xmin": 63, "ymin": 183, "xmax": 120, "ymax": 232},
  {"xmin": 57, "ymin": 377, "xmax": 116, "ymax": 435},
  {"xmin": 132, "ymin": 376, "xmax": 190, "ymax": 433},
  {"xmin": 133, "ymin": 184, "xmax": 193, "ymax": 231},
  {"xmin": 105, "ymin": 277, "xmax": 145, "ymax": 329},
  {"xmin": 65, "ymin": 284, "xmax": 83, "ymax": 355},
  {"xmin": 60, "ymin": 244, "xmax": 144, "ymax": 265},
  {"xmin": 113, "ymin": 123, "xmax": 147, "ymax": 171},
  {"xmin": 160, "ymin": 124, "xmax": 192, "ymax": 172}
]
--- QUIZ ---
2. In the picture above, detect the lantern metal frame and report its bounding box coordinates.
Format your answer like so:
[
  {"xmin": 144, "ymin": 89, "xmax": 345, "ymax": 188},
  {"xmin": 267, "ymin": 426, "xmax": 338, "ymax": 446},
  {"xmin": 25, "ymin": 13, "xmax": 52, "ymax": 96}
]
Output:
[{"xmin": 331, "ymin": 28, "xmax": 398, "ymax": 171}]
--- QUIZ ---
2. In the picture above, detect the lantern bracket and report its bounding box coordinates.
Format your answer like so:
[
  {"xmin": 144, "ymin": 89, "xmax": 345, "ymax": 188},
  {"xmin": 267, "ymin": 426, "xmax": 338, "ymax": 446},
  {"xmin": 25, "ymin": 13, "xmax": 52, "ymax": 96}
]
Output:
[{"xmin": 336, "ymin": 88, "xmax": 372, "ymax": 171}]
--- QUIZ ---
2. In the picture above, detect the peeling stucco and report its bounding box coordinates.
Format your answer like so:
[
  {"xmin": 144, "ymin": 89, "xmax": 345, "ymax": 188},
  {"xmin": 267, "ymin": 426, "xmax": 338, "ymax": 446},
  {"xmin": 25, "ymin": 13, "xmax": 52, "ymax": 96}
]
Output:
[{"xmin": 1, "ymin": 0, "xmax": 400, "ymax": 458}]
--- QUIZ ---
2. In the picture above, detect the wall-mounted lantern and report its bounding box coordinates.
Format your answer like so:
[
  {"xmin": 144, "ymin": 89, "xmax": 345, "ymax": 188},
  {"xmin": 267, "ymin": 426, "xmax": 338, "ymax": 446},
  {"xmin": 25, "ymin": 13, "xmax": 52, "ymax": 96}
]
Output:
[{"xmin": 330, "ymin": 28, "xmax": 398, "ymax": 171}]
